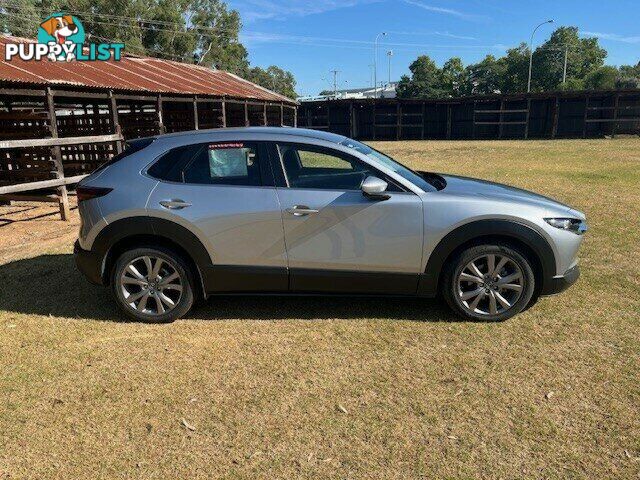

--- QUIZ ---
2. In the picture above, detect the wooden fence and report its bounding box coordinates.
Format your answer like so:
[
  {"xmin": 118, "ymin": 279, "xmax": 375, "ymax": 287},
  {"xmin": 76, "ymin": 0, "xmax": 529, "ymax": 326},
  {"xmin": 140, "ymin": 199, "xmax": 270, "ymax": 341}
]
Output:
[
  {"xmin": 0, "ymin": 86, "xmax": 297, "ymax": 220},
  {"xmin": 299, "ymin": 90, "xmax": 640, "ymax": 141}
]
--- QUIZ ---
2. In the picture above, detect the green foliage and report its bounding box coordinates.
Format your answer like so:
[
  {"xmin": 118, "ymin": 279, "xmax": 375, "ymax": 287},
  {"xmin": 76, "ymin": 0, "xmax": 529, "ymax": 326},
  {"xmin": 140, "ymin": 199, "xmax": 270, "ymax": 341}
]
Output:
[
  {"xmin": 0, "ymin": 0, "xmax": 296, "ymax": 97},
  {"xmin": 396, "ymin": 55, "xmax": 453, "ymax": 99},
  {"xmin": 246, "ymin": 65, "xmax": 297, "ymax": 99},
  {"xmin": 532, "ymin": 27, "xmax": 606, "ymax": 92},
  {"xmin": 397, "ymin": 26, "xmax": 638, "ymax": 99},
  {"xmin": 583, "ymin": 66, "xmax": 619, "ymax": 90}
]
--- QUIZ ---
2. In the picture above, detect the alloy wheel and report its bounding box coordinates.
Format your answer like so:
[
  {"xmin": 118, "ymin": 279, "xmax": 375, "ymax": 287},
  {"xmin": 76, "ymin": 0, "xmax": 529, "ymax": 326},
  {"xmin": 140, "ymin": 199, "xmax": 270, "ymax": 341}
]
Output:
[
  {"xmin": 457, "ymin": 253, "xmax": 524, "ymax": 316},
  {"xmin": 119, "ymin": 255, "xmax": 183, "ymax": 316}
]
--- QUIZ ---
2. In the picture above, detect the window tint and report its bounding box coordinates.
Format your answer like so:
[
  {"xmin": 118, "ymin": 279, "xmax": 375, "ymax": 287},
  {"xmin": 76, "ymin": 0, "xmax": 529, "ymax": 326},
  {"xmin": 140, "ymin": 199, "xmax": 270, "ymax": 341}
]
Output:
[
  {"xmin": 278, "ymin": 144, "xmax": 400, "ymax": 191},
  {"xmin": 147, "ymin": 144, "xmax": 200, "ymax": 182},
  {"xmin": 183, "ymin": 142, "xmax": 262, "ymax": 186},
  {"xmin": 94, "ymin": 138, "xmax": 155, "ymax": 174}
]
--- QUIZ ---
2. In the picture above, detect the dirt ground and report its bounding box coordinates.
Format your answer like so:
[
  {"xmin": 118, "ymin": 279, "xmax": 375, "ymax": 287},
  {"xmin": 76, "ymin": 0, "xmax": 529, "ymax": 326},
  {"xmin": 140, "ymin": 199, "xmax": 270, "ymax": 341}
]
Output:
[{"xmin": 0, "ymin": 138, "xmax": 638, "ymax": 479}]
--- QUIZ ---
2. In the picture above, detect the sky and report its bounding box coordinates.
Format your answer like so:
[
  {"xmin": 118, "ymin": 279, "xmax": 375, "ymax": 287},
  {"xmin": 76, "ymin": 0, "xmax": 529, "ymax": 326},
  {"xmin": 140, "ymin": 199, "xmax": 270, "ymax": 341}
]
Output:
[{"xmin": 224, "ymin": 0, "xmax": 640, "ymax": 96}]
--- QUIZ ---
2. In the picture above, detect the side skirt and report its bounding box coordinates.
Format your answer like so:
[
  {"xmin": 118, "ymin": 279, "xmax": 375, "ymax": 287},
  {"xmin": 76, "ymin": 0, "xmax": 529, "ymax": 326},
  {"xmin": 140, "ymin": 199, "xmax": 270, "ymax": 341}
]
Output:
[{"xmin": 202, "ymin": 266, "xmax": 425, "ymax": 296}]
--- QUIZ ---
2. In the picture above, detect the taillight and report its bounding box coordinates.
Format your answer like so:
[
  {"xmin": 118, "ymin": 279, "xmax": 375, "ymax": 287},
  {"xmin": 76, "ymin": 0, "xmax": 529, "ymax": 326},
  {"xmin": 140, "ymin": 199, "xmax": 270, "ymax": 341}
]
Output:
[{"xmin": 76, "ymin": 186, "xmax": 113, "ymax": 202}]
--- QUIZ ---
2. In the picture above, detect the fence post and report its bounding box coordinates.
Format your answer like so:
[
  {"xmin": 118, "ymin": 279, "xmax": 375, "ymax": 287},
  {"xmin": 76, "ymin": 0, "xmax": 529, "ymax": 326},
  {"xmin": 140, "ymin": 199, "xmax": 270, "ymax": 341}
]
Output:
[
  {"xmin": 524, "ymin": 98, "xmax": 531, "ymax": 139},
  {"xmin": 280, "ymin": 102, "xmax": 284, "ymax": 127},
  {"xmin": 221, "ymin": 98, "xmax": 227, "ymax": 127},
  {"xmin": 551, "ymin": 96, "xmax": 559, "ymax": 138},
  {"xmin": 582, "ymin": 95, "xmax": 589, "ymax": 138},
  {"xmin": 193, "ymin": 95, "xmax": 199, "ymax": 130},
  {"xmin": 45, "ymin": 87, "xmax": 70, "ymax": 221},
  {"xmin": 157, "ymin": 94, "xmax": 166, "ymax": 134},
  {"xmin": 244, "ymin": 100, "xmax": 249, "ymax": 127},
  {"xmin": 612, "ymin": 92, "xmax": 620, "ymax": 138},
  {"xmin": 108, "ymin": 90, "xmax": 123, "ymax": 153},
  {"xmin": 446, "ymin": 104, "xmax": 452, "ymax": 140}
]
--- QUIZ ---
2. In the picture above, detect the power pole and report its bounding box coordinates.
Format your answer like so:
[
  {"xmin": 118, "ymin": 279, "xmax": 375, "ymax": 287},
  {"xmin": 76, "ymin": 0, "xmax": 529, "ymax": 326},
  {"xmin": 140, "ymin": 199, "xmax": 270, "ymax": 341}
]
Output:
[{"xmin": 330, "ymin": 69, "xmax": 340, "ymax": 99}]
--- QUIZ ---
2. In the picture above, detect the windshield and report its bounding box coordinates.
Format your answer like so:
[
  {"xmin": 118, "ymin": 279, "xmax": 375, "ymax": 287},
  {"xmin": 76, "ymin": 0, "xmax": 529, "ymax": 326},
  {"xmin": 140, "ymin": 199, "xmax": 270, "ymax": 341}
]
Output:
[{"xmin": 339, "ymin": 139, "xmax": 437, "ymax": 192}]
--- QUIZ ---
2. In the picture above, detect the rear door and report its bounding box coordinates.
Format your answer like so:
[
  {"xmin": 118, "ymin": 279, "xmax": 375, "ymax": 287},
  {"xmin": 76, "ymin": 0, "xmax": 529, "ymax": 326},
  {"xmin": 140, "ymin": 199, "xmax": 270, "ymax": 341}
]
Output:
[
  {"xmin": 270, "ymin": 142, "xmax": 424, "ymax": 294},
  {"xmin": 147, "ymin": 140, "xmax": 287, "ymax": 292}
]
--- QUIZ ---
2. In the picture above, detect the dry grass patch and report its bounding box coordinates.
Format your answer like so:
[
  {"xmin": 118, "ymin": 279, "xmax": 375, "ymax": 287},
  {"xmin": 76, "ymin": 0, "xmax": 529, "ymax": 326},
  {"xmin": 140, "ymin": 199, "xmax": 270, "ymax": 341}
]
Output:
[{"xmin": 0, "ymin": 139, "xmax": 639, "ymax": 479}]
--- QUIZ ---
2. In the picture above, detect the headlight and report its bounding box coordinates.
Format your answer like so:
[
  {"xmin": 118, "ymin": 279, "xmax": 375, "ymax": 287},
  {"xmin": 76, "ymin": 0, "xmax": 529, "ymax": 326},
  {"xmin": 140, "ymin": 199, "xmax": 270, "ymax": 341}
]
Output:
[{"xmin": 545, "ymin": 218, "xmax": 587, "ymax": 235}]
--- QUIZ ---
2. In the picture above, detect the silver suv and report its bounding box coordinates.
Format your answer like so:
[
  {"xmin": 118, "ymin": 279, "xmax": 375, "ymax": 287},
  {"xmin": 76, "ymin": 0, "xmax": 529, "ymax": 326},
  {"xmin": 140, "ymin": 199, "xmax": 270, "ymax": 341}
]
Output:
[{"xmin": 74, "ymin": 127, "xmax": 586, "ymax": 323}]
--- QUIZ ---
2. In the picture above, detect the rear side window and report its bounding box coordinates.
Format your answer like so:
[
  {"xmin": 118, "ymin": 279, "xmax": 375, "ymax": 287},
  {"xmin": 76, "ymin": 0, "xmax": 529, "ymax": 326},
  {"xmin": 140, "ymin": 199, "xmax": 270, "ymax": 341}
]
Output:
[
  {"xmin": 94, "ymin": 137, "xmax": 154, "ymax": 173},
  {"xmin": 147, "ymin": 144, "xmax": 200, "ymax": 183},
  {"xmin": 147, "ymin": 141, "xmax": 267, "ymax": 187},
  {"xmin": 183, "ymin": 143, "xmax": 261, "ymax": 186}
]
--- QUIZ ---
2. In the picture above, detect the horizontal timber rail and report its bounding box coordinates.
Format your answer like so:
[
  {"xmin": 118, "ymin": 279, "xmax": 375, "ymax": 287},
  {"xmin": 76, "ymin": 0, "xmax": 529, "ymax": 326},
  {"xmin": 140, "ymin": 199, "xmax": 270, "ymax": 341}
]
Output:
[{"xmin": 0, "ymin": 82, "xmax": 298, "ymax": 221}]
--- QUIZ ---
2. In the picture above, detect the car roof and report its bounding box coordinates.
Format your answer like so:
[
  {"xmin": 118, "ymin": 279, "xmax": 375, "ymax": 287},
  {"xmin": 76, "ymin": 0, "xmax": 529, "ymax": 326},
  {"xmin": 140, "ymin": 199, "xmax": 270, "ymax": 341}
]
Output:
[{"xmin": 142, "ymin": 127, "xmax": 347, "ymax": 144}]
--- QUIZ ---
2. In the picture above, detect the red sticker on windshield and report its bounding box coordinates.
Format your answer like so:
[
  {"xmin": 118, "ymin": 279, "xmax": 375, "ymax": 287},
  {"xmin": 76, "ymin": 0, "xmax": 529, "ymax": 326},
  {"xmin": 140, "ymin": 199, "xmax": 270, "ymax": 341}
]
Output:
[{"xmin": 209, "ymin": 142, "xmax": 244, "ymax": 149}]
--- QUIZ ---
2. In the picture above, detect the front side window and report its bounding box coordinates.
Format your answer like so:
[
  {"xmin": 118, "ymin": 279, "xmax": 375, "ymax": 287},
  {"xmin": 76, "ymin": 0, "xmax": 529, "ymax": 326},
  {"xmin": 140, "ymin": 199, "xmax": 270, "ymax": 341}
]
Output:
[
  {"xmin": 278, "ymin": 144, "xmax": 399, "ymax": 191},
  {"xmin": 339, "ymin": 139, "xmax": 438, "ymax": 192},
  {"xmin": 182, "ymin": 142, "xmax": 262, "ymax": 186}
]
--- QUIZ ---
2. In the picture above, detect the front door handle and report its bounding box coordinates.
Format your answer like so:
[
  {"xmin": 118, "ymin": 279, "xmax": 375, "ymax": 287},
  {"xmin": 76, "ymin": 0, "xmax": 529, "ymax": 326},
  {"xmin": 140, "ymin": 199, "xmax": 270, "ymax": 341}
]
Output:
[
  {"xmin": 160, "ymin": 199, "xmax": 192, "ymax": 210},
  {"xmin": 286, "ymin": 205, "xmax": 319, "ymax": 216}
]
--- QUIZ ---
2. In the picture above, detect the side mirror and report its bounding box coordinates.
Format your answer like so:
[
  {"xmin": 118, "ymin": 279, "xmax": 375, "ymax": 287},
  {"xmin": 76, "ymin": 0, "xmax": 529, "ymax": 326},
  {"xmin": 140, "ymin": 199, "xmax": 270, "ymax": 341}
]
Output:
[{"xmin": 361, "ymin": 176, "xmax": 390, "ymax": 200}]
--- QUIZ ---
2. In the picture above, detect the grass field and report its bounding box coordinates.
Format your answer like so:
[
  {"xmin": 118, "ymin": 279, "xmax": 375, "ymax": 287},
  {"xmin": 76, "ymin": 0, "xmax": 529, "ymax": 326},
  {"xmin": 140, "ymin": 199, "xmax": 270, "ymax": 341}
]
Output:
[{"xmin": 1, "ymin": 138, "xmax": 638, "ymax": 479}]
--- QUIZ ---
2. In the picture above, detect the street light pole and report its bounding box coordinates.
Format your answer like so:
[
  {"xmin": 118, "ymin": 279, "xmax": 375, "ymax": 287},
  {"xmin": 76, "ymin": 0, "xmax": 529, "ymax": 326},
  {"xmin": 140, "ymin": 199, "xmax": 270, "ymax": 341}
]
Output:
[
  {"xmin": 387, "ymin": 50, "xmax": 393, "ymax": 85},
  {"xmin": 374, "ymin": 32, "xmax": 387, "ymax": 99},
  {"xmin": 527, "ymin": 19, "xmax": 554, "ymax": 93}
]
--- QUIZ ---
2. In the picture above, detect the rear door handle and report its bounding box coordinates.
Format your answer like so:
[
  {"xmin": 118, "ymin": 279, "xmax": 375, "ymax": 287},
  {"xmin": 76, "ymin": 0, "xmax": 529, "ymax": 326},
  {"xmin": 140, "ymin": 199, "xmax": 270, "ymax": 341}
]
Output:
[
  {"xmin": 159, "ymin": 199, "xmax": 192, "ymax": 210},
  {"xmin": 286, "ymin": 205, "xmax": 319, "ymax": 216}
]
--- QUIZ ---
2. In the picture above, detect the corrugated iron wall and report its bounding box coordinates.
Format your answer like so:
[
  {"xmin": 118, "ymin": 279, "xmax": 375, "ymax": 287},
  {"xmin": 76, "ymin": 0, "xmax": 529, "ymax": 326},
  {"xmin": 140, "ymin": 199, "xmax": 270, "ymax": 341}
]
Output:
[{"xmin": 299, "ymin": 90, "xmax": 640, "ymax": 141}]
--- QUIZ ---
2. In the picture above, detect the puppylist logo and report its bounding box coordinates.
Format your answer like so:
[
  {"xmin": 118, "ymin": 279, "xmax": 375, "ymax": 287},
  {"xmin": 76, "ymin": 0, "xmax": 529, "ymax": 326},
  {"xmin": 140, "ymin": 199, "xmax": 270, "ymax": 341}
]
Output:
[{"xmin": 4, "ymin": 13, "xmax": 124, "ymax": 62}]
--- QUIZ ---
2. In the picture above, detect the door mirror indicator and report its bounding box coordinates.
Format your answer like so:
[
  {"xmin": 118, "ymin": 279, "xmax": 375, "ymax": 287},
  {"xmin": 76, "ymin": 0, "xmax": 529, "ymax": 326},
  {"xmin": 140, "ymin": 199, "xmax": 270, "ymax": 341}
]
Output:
[{"xmin": 361, "ymin": 176, "xmax": 390, "ymax": 200}]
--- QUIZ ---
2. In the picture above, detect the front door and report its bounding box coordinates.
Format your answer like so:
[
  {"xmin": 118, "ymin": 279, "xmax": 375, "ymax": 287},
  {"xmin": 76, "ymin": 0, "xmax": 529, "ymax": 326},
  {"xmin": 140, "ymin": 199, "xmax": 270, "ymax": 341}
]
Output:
[{"xmin": 272, "ymin": 143, "xmax": 424, "ymax": 294}]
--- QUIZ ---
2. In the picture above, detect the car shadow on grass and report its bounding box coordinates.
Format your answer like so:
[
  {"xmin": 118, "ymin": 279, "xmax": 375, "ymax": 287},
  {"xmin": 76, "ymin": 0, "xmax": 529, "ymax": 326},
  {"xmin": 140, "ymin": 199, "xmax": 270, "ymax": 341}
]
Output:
[{"xmin": 0, "ymin": 254, "xmax": 459, "ymax": 323}]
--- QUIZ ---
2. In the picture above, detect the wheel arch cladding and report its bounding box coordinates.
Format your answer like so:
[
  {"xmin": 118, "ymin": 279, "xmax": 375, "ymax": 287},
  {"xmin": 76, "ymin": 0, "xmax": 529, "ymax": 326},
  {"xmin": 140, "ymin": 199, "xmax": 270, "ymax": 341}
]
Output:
[
  {"xmin": 418, "ymin": 219, "xmax": 556, "ymax": 297},
  {"xmin": 93, "ymin": 217, "xmax": 211, "ymax": 297}
]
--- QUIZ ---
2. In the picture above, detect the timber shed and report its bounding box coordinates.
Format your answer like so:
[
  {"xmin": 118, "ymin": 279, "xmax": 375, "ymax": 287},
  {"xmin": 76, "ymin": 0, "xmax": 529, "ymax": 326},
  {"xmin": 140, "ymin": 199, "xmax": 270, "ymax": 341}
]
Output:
[{"xmin": 0, "ymin": 35, "xmax": 297, "ymax": 218}]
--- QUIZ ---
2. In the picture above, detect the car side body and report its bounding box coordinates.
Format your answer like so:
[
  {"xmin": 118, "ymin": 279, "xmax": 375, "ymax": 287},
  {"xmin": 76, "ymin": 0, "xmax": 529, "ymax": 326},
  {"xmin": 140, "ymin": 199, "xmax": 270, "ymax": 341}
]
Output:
[{"xmin": 75, "ymin": 127, "xmax": 586, "ymax": 322}]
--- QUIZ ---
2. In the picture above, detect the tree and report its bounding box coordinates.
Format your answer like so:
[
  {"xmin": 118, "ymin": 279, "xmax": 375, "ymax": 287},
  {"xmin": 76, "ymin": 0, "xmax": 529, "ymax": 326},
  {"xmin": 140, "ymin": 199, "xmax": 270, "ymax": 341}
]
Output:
[
  {"xmin": 396, "ymin": 55, "xmax": 449, "ymax": 98},
  {"xmin": 583, "ymin": 66, "xmax": 619, "ymax": 90},
  {"xmin": 0, "ymin": 0, "xmax": 297, "ymax": 92},
  {"xmin": 462, "ymin": 55, "xmax": 505, "ymax": 95},
  {"xmin": 617, "ymin": 62, "xmax": 640, "ymax": 89},
  {"xmin": 499, "ymin": 43, "xmax": 530, "ymax": 94},
  {"xmin": 532, "ymin": 27, "xmax": 606, "ymax": 91},
  {"xmin": 440, "ymin": 57, "xmax": 465, "ymax": 96},
  {"xmin": 246, "ymin": 65, "xmax": 297, "ymax": 99}
]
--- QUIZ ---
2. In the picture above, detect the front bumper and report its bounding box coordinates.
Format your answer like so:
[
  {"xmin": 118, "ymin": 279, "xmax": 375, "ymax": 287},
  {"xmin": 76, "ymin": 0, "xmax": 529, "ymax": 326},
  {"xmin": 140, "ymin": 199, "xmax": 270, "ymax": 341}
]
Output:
[
  {"xmin": 541, "ymin": 264, "xmax": 580, "ymax": 296},
  {"xmin": 74, "ymin": 240, "xmax": 104, "ymax": 285}
]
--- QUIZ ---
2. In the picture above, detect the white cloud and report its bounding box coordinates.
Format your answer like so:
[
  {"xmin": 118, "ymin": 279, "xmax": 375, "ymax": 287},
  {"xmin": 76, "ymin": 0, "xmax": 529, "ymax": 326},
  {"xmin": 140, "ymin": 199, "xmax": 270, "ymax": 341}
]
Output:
[
  {"xmin": 231, "ymin": 0, "xmax": 380, "ymax": 23},
  {"xmin": 388, "ymin": 30, "xmax": 477, "ymax": 41},
  {"xmin": 581, "ymin": 31, "xmax": 640, "ymax": 44},
  {"xmin": 401, "ymin": 0, "xmax": 488, "ymax": 21}
]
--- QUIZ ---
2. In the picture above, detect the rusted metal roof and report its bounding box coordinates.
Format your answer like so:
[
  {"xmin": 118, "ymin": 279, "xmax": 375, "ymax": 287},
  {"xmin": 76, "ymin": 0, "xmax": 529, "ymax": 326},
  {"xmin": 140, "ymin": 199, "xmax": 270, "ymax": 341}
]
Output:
[{"xmin": 0, "ymin": 35, "xmax": 296, "ymax": 104}]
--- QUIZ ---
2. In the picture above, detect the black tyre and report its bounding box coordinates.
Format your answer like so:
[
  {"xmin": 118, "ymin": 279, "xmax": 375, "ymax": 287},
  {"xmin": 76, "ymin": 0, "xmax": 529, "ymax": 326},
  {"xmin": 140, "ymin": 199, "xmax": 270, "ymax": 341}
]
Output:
[
  {"xmin": 111, "ymin": 247, "xmax": 195, "ymax": 323},
  {"xmin": 442, "ymin": 244, "xmax": 535, "ymax": 322}
]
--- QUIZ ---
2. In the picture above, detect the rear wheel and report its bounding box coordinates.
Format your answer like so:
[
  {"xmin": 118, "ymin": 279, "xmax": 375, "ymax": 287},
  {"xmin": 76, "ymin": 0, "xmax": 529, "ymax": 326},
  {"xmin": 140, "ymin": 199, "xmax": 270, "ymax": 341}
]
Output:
[
  {"xmin": 442, "ymin": 244, "xmax": 535, "ymax": 322},
  {"xmin": 111, "ymin": 247, "xmax": 194, "ymax": 323}
]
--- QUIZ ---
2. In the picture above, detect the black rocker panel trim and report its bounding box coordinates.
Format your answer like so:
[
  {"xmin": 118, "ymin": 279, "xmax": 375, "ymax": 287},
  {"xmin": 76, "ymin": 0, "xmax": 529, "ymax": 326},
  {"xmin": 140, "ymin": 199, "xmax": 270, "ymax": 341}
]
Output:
[
  {"xmin": 203, "ymin": 265, "xmax": 288, "ymax": 293},
  {"xmin": 290, "ymin": 268, "xmax": 419, "ymax": 295},
  {"xmin": 417, "ymin": 219, "xmax": 557, "ymax": 297}
]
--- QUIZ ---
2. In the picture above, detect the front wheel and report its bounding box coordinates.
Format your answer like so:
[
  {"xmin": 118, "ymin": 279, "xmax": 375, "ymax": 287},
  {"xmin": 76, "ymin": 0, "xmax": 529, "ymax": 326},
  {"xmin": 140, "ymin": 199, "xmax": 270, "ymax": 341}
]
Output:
[
  {"xmin": 111, "ymin": 247, "xmax": 195, "ymax": 323},
  {"xmin": 442, "ymin": 244, "xmax": 536, "ymax": 322}
]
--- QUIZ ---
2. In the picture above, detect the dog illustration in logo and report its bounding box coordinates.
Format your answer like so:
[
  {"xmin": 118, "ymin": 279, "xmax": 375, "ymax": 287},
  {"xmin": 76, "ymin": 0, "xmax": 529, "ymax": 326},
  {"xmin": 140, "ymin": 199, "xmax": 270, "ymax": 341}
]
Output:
[{"xmin": 40, "ymin": 15, "xmax": 78, "ymax": 61}]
